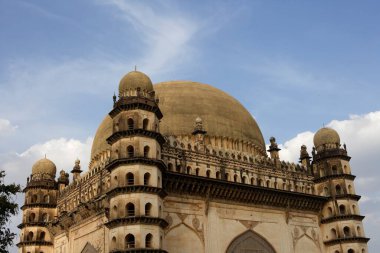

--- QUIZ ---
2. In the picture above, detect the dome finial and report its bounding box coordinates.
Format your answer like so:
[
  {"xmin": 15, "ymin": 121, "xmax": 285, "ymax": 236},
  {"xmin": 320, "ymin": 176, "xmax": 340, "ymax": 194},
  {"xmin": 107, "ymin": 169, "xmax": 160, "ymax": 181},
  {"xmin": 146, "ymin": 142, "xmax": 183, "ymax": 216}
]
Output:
[{"xmin": 134, "ymin": 65, "xmax": 137, "ymax": 71}]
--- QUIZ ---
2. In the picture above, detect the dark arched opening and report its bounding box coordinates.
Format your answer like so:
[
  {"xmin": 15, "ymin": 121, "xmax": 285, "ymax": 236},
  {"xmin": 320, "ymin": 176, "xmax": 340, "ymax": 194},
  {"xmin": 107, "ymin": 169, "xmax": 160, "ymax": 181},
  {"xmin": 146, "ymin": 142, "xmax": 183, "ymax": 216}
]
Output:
[{"xmin": 226, "ymin": 230, "xmax": 276, "ymax": 253}]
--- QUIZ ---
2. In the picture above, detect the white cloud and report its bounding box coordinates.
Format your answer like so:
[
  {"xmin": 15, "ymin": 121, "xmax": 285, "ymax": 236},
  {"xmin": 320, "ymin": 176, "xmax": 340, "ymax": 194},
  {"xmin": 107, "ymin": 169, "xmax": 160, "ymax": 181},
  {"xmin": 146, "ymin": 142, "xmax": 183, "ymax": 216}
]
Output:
[
  {"xmin": 276, "ymin": 110, "xmax": 380, "ymax": 202},
  {"xmin": 275, "ymin": 111, "xmax": 380, "ymax": 248},
  {"xmin": 104, "ymin": 0, "xmax": 198, "ymax": 74},
  {"xmin": 277, "ymin": 111, "xmax": 380, "ymax": 166},
  {"xmin": 0, "ymin": 118, "xmax": 18, "ymax": 136},
  {"xmin": 2, "ymin": 137, "xmax": 93, "ymax": 186},
  {"xmin": 1, "ymin": 137, "xmax": 92, "ymax": 253}
]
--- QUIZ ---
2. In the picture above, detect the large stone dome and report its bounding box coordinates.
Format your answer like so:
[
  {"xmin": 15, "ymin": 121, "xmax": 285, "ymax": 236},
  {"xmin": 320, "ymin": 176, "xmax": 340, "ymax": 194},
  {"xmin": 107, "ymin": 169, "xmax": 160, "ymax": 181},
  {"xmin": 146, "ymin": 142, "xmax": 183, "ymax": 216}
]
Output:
[
  {"xmin": 155, "ymin": 81, "xmax": 265, "ymax": 148},
  {"xmin": 90, "ymin": 80, "xmax": 266, "ymax": 161}
]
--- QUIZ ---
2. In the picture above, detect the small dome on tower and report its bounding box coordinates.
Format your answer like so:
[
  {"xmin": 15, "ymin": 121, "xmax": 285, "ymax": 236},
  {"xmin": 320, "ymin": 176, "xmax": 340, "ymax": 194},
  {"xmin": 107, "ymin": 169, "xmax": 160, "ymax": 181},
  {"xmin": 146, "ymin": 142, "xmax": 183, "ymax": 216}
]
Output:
[
  {"xmin": 313, "ymin": 127, "xmax": 340, "ymax": 148},
  {"xmin": 32, "ymin": 158, "xmax": 57, "ymax": 176},
  {"xmin": 119, "ymin": 70, "xmax": 153, "ymax": 96}
]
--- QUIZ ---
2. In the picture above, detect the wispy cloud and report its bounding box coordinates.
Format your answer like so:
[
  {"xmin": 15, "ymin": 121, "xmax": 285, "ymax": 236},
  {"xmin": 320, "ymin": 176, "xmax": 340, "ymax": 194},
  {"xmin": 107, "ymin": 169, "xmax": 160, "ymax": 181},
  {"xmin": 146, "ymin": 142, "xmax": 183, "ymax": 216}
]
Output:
[
  {"xmin": 247, "ymin": 59, "xmax": 337, "ymax": 90},
  {"xmin": 0, "ymin": 118, "xmax": 18, "ymax": 136},
  {"xmin": 102, "ymin": 0, "xmax": 198, "ymax": 75}
]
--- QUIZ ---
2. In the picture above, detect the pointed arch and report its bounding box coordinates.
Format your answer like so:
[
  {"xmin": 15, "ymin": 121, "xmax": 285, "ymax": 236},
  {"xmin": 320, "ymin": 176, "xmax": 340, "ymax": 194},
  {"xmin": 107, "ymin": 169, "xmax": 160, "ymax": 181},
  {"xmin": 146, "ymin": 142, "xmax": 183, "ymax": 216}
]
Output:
[{"xmin": 226, "ymin": 230, "xmax": 276, "ymax": 253}]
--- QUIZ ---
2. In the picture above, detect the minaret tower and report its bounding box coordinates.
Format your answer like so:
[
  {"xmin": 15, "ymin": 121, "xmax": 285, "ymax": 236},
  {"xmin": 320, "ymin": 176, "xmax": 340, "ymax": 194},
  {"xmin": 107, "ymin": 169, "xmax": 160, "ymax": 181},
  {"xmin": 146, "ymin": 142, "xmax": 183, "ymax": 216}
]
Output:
[
  {"xmin": 105, "ymin": 70, "xmax": 167, "ymax": 252},
  {"xmin": 312, "ymin": 127, "xmax": 369, "ymax": 253},
  {"xmin": 18, "ymin": 158, "xmax": 58, "ymax": 253}
]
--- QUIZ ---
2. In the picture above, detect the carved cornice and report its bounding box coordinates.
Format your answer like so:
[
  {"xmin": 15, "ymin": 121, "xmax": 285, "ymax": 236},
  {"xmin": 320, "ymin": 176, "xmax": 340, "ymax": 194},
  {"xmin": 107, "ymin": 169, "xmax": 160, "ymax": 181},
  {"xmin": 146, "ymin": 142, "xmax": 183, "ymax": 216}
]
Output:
[
  {"xmin": 23, "ymin": 181, "xmax": 57, "ymax": 192},
  {"xmin": 106, "ymin": 158, "xmax": 166, "ymax": 172},
  {"xmin": 324, "ymin": 236, "xmax": 370, "ymax": 246},
  {"xmin": 163, "ymin": 172, "xmax": 327, "ymax": 212},
  {"xmin": 105, "ymin": 216, "xmax": 168, "ymax": 229},
  {"xmin": 21, "ymin": 203, "xmax": 56, "ymax": 210},
  {"xmin": 107, "ymin": 129, "xmax": 166, "ymax": 146},
  {"xmin": 313, "ymin": 149, "xmax": 351, "ymax": 162},
  {"xmin": 321, "ymin": 214, "xmax": 365, "ymax": 224},
  {"xmin": 17, "ymin": 221, "xmax": 47, "ymax": 229},
  {"xmin": 314, "ymin": 174, "xmax": 356, "ymax": 183},
  {"xmin": 107, "ymin": 185, "xmax": 167, "ymax": 199},
  {"xmin": 329, "ymin": 194, "xmax": 361, "ymax": 201},
  {"xmin": 17, "ymin": 240, "xmax": 53, "ymax": 247},
  {"xmin": 110, "ymin": 97, "xmax": 163, "ymax": 119}
]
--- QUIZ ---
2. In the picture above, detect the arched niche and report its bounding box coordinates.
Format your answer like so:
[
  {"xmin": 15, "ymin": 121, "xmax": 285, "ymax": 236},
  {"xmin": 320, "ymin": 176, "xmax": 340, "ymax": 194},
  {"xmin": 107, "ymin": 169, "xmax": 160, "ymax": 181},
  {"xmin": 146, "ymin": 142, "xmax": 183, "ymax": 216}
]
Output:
[
  {"xmin": 226, "ymin": 230, "xmax": 276, "ymax": 253},
  {"xmin": 165, "ymin": 224, "xmax": 203, "ymax": 253},
  {"xmin": 294, "ymin": 236, "xmax": 319, "ymax": 253}
]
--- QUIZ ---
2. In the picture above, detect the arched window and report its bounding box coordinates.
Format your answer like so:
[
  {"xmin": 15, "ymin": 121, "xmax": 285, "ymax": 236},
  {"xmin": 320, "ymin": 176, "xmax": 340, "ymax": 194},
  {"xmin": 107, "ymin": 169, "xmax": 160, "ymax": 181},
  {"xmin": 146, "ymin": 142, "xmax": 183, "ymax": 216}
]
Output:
[
  {"xmin": 29, "ymin": 213, "xmax": 36, "ymax": 222},
  {"xmin": 348, "ymin": 249, "xmax": 355, "ymax": 253},
  {"xmin": 144, "ymin": 146, "xmax": 150, "ymax": 158},
  {"xmin": 242, "ymin": 176, "xmax": 247, "ymax": 184},
  {"xmin": 195, "ymin": 168, "xmax": 200, "ymax": 176},
  {"xmin": 144, "ymin": 173, "xmax": 150, "ymax": 186},
  {"xmin": 250, "ymin": 178, "xmax": 254, "ymax": 185},
  {"xmin": 186, "ymin": 166, "xmax": 192, "ymax": 174},
  {"xmin": 348, "ymin": 185, "xmax": 353, "ymax": 194},
  {"xmin": 111, "ymin": 237, "xmax": 117, "ymax": 250},
  {"xmin": 126, "ymin": 203, "xmax": 135, "ymax": 216},
  {"xmin": 42, "ymin": 213, "xmax": 48, "ymax": 222},
  {"xmin": 343, "ymin": 226, "xmax": 351, "ymax": 237},
  {"xmin": 336, "ymin": 184, "xmax": 342, "ymax": 195},
  {"xmin": 327, "ymin": 207, "xmax": 333, "ymax": 217},
  {"xmin": 127, "ymin": 145, "xmax": 134, "ymax": 158},
  {"xmin": 324, "ymin": 187, "xmax": 329, "ymax": 196},
  {"xmin": 257, "ymin": 179, "xmax": 262, "ymax": 186},
  {"xmin": 144, "ymin": 202, "xmax": 153, "ymax": 217},
  {"xmin": 32, "ymin": 195, "xmax": 38, "ymax": 203},
  {"xmin": 113, "ymin": 205, "xmax": 118, "ymax": 217},
  {"xmin": 234, "ymin": 174, "xmax": 238, "ymax": 182},
  {"xmin": 330, "ymin": 228, "xmax": 337, "ymax": 239},
  {"xmin": 266, "ymin": 180, "xmax": 270, "ymax": 187},
  {"xmin": 168, "ymin": 163, "xmax": 173, "ymax": 171},
  {"xmin": 225, "ymin": 173, "xmax": 229, "ymax": 181},
  {"xmin": 352, "ymin": 205, "xmax": 357, "ymax": 214},
  {"xmin": 332, "ymin": 165, "xmax": 338, "ymax": 175},
  {"xmin": 43, "ymin": 195, "xmax": 49, "ymax": 203},
  {"xmin": 188, "ymin": 144, "xmax": 192, "ymax": 150},
  {"xmin": 206, "ymin": 170, "xmax": 211, "ymax": 178},
  {"xmin": 357, "ymin": 226, "xmax": 361, "ymax": 236},
  {"xmin": 127, "ymin": 118, "xmax": 134, "ymax": 130},
  {"xmin": 126, "ymin": 173, "xmax": 134, "ymax": 185},
  {"xmin": 125, "ymin": 234, "xmax": 135, "ymax": 248},
  {"xmin": 146, "ymin": 233, "xmax": 153, "ymax": 248},
  {"xmin": 339, "ymin": 204, "xmax": 346, "ymax": 215},
  {"xmin": 274, "ymin": 181, "xmax": 277, "ymax": 189},
  {"xmin": 143, "ymin": 118, "xmax": 149, "ymax": 130},
  {"xmin": 344, "ymin": 165, "xmax": 348, "ymax": 173},
  {"xmin": 176, "ymin": 165, "xmax": 181, "ymax": 172},
  {"xmin": 216, "ymin": 171, "xmax": 221, "ymax": 179},
  {"xmin": 27, "ymin": 231, "xmax": 34, "ymax": 241},
  {"xmin": 39, "ymin": 231, "xmax": 45, "ymax": 241}
]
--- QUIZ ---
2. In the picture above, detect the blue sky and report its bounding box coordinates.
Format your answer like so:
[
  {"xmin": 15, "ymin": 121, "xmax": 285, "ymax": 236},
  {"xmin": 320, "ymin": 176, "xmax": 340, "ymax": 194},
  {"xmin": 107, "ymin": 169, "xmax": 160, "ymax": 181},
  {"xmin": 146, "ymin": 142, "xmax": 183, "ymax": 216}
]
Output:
[{"xmin": 1, "ymin": 0, "xmax": 379, "ymax": 252}]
